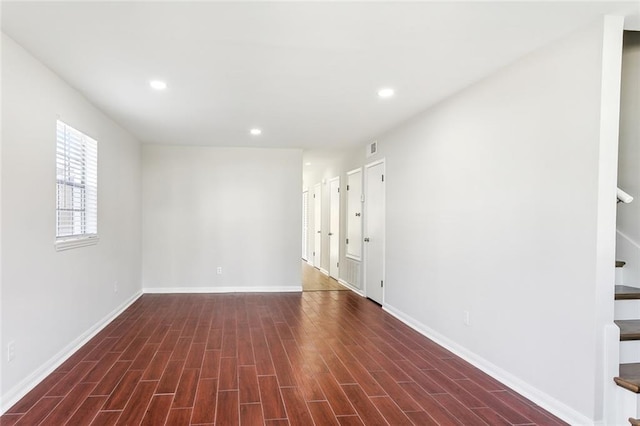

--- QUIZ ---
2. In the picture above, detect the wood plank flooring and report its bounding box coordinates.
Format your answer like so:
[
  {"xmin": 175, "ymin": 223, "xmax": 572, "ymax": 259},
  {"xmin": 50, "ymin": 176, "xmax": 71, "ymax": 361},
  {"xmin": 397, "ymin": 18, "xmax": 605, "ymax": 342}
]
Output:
[
  {"xmin": 302, "ymin": 261, "xmax": 348, "ymax": 292},
  {"xmin": 1, "ymin": 292, "xmax": 565, "ymax": 425}
]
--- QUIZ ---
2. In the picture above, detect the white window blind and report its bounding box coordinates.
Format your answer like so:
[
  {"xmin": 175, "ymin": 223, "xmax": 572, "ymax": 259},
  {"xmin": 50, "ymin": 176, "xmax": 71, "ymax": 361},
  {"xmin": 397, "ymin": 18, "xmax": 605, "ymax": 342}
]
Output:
[{"xmin": 56, "ymin": 120, "xmax": 98, "ymax": 246}]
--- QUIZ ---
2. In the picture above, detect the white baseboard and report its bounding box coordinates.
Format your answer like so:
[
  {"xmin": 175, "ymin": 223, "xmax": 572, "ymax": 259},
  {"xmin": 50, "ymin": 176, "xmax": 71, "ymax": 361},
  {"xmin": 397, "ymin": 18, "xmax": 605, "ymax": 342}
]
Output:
[
  {"xmin": 319, "ymin": 268, "xmax": 329, "ymax": 276},
  {"xmin": 0, "ymin": 291, "xmax": 142, "ymax": 415},
  {"xmin": 143, "ymin": 285, "xmax": 302, "ymax": 294},
  {"xmin": 383, "ymin": 303, "xmax": 594, "ymax": 426},
  {"xmin": 337, "ymin": 279, "xmax": 364, "ymax": 296}
]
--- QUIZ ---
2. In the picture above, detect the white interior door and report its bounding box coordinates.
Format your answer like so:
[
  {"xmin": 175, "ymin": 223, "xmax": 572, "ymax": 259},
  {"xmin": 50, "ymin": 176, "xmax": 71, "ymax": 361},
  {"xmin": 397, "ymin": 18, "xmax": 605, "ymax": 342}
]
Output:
[
  {"xmin": 364, "ymin": 161, "xmax": 385, "ymax": 305},
  {"xmin": 329, "ymin": 177, "xmax": 340, "ymax": 279},
  {"xmin": 313, "ymin": 183, "xmax": 322, "ymax": 269},
  {"xmin": 346, "ymin": 168, "xmax": 363, "ymax": 260},
  {"xmin": 302, "ymin": 190, "xmax": 309, "ymax": 261}
]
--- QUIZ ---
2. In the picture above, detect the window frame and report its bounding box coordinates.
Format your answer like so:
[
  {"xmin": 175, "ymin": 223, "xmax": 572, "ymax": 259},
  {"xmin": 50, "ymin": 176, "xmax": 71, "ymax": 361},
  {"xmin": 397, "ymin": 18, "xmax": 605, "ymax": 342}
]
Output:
[{"xmin": 55, "ymin": 120, "xmax": 99, "ymax": 251}]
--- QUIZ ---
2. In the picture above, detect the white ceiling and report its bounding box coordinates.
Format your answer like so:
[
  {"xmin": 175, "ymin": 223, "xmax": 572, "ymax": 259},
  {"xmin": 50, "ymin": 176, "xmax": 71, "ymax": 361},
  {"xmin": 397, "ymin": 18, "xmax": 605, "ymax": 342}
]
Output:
[{"xmin": 2, "ymin": 1, "xmax": 638, "ymax": 150}]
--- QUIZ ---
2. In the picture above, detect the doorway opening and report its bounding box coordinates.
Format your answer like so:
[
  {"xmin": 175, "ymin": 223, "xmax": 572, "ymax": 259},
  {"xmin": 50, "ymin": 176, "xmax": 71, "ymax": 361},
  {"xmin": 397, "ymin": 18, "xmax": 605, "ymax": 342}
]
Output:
[{"xmin": 301, "ymin": 177, "xmax": 348, "ymax": 291}]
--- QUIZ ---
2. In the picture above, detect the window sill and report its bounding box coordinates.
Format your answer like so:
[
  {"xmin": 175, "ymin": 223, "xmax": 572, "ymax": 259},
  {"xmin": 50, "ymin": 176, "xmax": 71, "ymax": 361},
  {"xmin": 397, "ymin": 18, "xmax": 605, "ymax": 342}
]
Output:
[{"xmin": 55, "ymin": 236, "xmax": 99, "ymax": 251}]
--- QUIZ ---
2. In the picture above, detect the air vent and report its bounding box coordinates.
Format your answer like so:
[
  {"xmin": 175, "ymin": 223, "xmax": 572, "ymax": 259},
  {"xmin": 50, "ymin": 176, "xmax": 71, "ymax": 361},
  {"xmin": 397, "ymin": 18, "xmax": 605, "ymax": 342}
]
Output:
[{"xmin": 367, "ymin": 141, "xmax": 378, "ymax": 158}]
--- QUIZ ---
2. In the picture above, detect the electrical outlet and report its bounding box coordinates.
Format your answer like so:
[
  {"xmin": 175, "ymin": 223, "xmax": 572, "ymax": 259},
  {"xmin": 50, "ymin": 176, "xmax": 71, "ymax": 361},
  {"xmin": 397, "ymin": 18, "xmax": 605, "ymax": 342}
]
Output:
[
  {"xmin": 114, "ymin": 281, "xmax": 119, "ymax": 293},
  {"xmin": 216, "ymin": 267, "xmax": 223, "ymax": 275},
  {"xmin": 464, "ymin": 311, "xmax": 471, "ymax": 326},
  {"xmin": 7, "ymin": 341, "xmax": 15, "ymax": 362}
]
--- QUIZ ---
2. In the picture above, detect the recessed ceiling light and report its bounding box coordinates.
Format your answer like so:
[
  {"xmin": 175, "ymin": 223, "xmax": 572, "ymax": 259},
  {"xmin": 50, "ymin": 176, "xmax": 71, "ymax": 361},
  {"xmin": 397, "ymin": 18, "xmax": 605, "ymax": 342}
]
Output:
[
  {"xmin": 304, "ymin": 162, "xmax": 312, "ymax": 166},
  {"xmin": 250, "ymin": 128, "xmax": 262, "ymax": 136},
  {"xmin": 377, "ymin": 88, "xmax": 395, "ymax": 98},
  {"xmin": 149, "ymin": 80, "xmax": 167, "ymax": 90}
]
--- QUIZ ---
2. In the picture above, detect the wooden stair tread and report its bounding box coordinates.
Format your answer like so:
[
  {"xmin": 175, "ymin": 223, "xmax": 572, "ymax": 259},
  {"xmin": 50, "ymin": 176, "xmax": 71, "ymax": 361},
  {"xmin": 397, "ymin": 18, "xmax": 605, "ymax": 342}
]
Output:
[
  {"xmin": 617, "ymin": 260, "xmax": 627, "ymax": 268},
  {"xmin": 615, "ymin": 363, "xmax": 640, "ymax": 393},
  {"xmin": 616, "ymin": 285, "xmax": 640, "ymax": 300},
  {"xmin": 616, "ymin": 320, "xmax": 640, "ymax": 340}
]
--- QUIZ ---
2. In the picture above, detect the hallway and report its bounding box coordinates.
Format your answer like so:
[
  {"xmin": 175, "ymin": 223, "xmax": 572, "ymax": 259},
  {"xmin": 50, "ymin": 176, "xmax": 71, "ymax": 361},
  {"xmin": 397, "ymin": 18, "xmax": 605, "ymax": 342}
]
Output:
[{"xmin": 302, "ymin": 261, "xmax": 349, "ymax": 292}]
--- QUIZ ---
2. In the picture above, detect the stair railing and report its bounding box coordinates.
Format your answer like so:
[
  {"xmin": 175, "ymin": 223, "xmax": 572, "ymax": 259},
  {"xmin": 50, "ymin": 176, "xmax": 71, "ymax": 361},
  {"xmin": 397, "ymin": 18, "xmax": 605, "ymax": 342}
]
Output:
[{"xmin": 618, "ymin": 187, "xmax": 634, "ymax": 204}]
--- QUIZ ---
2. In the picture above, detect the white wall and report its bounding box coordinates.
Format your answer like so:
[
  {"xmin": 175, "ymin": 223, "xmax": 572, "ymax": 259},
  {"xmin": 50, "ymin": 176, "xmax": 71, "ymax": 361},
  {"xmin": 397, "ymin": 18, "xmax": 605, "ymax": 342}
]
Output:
[
  {"xmin": 304, "ymin": 18, "xmax": 621, "ymax": 423},
  {"xmin": 379, "ymin": 19, "xmax": 613, "ymax": 423},
  {"xmin": 617, "ymin": 31, "xmax": 640, "ymax": 286},
  {"xmin": 142, "ymin": 145, "xmax": 302, "ymax": 292},
  {"xmin": 1, "ymin": 34, "xmax": 142, "ymax": 409}
]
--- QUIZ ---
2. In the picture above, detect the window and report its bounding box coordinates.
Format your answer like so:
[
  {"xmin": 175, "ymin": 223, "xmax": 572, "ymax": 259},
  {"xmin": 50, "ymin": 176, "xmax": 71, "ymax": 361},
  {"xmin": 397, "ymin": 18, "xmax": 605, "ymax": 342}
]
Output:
[{"xmin": 55, "ymin": 120, "xmax": 98, "ymax": 250}]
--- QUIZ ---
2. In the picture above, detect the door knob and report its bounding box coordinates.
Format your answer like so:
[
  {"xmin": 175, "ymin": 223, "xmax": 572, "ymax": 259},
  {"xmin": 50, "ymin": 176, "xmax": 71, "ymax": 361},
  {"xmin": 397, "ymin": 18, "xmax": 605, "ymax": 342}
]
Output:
[
  {"xmin": 364, "ymin": 237, "xmax": 370, "ymax": 242},
  {"xmin": 328, "ymin": 233, "xmax": 333, "ymax": 236}
]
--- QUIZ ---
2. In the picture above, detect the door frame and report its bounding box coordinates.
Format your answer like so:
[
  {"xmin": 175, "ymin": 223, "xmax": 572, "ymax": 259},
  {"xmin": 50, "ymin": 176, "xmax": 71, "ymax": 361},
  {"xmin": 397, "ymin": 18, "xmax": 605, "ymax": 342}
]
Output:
[
  {"xmin": 328, "ymin": 176, "xmax": 340, "ymax": 279},
  {"xmin": 313, "ymin": 183, "xmax": 322, "ymax": 269},
  {"xmin": 302, "ymin": 188, "xmax": 309, "ymax": 261},
  {"xmin": 363, "ymin": 159, "xmax": 385, "ymax": 305}
]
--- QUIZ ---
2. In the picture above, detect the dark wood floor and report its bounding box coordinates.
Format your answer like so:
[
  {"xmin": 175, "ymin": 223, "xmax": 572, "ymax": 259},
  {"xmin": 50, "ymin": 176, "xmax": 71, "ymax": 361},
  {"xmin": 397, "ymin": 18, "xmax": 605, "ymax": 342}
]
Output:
[{"xmin": 1, "ymin": 291, "xmax": 565, "ymax": 425}]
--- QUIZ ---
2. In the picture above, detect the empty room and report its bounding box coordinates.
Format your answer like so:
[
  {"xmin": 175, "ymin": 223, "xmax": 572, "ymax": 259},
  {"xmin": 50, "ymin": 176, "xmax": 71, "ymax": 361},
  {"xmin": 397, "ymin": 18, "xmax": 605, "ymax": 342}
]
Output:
[{"xmin": 2, "ymin": 1, "xmax": 640, "ymax": 425}]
